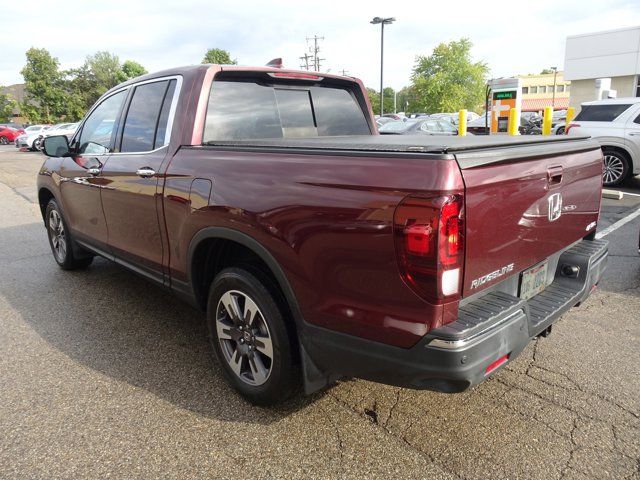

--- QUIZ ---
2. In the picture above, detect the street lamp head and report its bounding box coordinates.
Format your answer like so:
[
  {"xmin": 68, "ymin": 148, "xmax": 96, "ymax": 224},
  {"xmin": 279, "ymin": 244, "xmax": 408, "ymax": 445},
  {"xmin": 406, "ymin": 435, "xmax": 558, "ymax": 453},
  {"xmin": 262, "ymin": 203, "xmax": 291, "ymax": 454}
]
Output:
[{"xmin": 370, "ymin": 16, "xmax": 395, "ymax": 24}]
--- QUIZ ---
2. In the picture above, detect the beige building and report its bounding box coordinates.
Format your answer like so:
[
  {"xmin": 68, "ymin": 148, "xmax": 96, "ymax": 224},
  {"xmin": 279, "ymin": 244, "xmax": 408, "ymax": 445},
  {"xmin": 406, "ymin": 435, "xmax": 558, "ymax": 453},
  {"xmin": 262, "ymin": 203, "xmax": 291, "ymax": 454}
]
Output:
[
  {"xmin": 564, "ymin": 26, "xmax": 640, "ymax": 114},
  {"xmin": 517, "ymin": 72, "xmax": 570, "ymax": 111}
]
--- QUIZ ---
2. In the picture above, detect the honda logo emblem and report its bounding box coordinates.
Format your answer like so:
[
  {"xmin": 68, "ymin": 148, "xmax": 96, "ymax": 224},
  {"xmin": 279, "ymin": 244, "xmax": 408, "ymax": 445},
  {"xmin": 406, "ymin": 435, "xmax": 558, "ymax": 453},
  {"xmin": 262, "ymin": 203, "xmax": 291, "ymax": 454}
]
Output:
[{"xmin": 548, "ymin": 193, "xmax": 563, "ymax": 222}]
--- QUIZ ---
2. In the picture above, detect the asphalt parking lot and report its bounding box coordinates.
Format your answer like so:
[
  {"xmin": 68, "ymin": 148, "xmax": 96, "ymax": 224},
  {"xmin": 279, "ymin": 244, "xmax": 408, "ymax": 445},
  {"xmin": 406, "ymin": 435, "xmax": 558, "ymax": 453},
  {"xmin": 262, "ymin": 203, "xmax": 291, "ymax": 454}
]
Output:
[{"xmin": 0, "ymin": 145, "xmax": 638, "ymax": 479}]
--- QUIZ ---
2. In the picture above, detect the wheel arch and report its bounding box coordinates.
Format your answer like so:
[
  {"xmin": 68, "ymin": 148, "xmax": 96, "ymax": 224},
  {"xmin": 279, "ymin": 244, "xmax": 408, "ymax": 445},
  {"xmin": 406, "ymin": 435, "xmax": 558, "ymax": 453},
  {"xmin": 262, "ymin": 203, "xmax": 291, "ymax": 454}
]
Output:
[
  {"xmin": 38, "ymin": 187, "xmax": 56, "ymax": 221},
  {"xmin": 187, "ymin": 227, "xmax": 305, "ymax": 330}
]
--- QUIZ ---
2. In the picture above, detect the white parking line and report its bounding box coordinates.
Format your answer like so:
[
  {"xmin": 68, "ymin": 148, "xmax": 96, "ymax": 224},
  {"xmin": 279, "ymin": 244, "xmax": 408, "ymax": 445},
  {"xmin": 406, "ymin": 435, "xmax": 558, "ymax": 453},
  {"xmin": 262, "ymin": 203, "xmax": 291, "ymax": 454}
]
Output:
[{"xmin": 596, "ymin": 206, "xmax": 640, "ymax": 239}]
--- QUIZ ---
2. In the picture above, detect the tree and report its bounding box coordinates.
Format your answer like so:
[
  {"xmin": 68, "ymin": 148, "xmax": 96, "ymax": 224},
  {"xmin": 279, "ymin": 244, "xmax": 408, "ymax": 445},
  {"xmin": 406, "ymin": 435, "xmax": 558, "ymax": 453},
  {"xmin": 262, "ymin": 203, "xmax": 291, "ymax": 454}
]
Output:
[
  {"xmin": 367, "ymin": 87, "xmax": 396, "ymax": 116},
  {"xmin": 0, "ymin": 92, "xmax": 16, "ymax": 123},
  {"xmin": 116, "ymin": 60, "xmax": 147, "ymax": 83},
  {"xmin": 410, "ymin": 38, "xmax": 488, "ymax": 114},
  {"xmin": 62, "ymin": 65, "xmax": 98, "ymax": 121},
  {"xmin": 20, "ymin": 48, "xmax": 68, "ymax": 123},
  {"xmin": 540, "ymin": 68, "xmax": 554, "ymax": 74},
  {"xmin": 202, "ymin": 48, "xmax": 237, "ymax": 65},
  {"xmin": 86, "ymin": 51, "xmax": 122, "ymax": 96}
]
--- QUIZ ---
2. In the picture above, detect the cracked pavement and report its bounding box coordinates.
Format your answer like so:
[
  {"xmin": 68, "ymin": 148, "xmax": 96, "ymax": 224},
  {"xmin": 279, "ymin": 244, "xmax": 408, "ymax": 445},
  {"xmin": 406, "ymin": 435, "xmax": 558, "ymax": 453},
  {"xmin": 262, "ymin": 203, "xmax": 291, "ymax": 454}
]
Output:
[{"xmin": 0, "ymin": 146, "xmax": 638, "ymax": 479}]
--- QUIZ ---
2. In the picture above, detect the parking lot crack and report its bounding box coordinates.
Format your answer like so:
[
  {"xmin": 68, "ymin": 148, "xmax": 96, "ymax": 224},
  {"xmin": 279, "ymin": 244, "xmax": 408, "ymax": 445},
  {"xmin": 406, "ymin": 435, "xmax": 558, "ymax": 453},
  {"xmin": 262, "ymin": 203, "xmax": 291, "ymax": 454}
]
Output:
[{"xmin": 384, "ymin": 389, "xmax": 401, "ymax": 428}]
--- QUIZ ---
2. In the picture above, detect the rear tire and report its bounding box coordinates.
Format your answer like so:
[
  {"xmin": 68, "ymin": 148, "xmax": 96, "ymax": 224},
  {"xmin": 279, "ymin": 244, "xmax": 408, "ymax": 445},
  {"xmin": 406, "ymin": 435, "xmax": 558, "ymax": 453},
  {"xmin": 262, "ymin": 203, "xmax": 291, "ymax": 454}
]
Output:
[
  {"xmin": 602, "ymin": 148, "xmax": 629, "ymax": 187},
  {"xmin": 45, "ymin": 199, "xmax": 93, "ymax": 270},
  {"xmin": 207, "ymin": 267, "xmax": 300, "ymax": 406},
  {"xmin": 0, "ymin": 136, "xmax": 8, "ymax": 145}
]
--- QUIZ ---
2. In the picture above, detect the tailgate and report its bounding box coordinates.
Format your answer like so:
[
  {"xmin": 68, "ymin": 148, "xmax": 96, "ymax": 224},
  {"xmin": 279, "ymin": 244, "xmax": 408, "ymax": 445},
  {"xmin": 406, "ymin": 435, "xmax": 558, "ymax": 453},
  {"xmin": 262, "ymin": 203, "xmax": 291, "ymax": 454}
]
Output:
[{"xmin": 456, "ymin": 141, "xmax": 603, "ymax": 297}]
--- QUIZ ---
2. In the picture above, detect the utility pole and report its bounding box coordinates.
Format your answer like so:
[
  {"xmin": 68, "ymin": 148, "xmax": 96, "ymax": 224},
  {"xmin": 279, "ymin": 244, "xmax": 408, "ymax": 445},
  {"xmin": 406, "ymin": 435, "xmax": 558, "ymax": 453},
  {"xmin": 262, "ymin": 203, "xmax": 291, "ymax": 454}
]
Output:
[
  {"xmin": 299, "ymin": 53, "xmax": 312, "ymax": 70},
  {"xmin": 340, "ymin": 69, "xmax": 350, "ymax": 76},
  {"xmin": 306, "ymin": 35, "xmax": 325, "ymax": 72}
]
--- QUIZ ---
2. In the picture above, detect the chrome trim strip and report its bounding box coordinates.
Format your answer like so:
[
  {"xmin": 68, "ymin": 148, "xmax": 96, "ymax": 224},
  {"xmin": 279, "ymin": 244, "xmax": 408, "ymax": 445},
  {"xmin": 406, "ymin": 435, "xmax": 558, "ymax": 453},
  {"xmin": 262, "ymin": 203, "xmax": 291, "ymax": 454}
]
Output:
[{"xmin": 427, "ymin": 309, "xmax": 524, "ymax": 350}]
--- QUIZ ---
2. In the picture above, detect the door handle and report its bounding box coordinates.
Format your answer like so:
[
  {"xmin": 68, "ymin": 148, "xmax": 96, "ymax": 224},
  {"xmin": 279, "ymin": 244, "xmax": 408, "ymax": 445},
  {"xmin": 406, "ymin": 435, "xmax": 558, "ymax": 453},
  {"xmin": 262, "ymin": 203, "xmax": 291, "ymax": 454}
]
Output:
[
  {"xmin": 87, "ymin": 167, "xmax": 101, "ymax": 176},
  {"xmin": 628, "ymin": 131, "xmax": 640, "ymax": 136},
  {"xmin": 136, "ymin": 167, "xmax": 156, "ymax": 178}
]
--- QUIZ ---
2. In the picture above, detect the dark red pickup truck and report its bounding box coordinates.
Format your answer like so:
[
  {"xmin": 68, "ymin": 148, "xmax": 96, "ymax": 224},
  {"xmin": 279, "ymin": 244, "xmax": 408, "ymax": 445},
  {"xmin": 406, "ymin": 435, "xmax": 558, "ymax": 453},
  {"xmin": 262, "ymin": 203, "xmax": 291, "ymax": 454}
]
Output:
[{"xmin": 38, "ymin": 64, "xmax": 608, "ymax": 404}]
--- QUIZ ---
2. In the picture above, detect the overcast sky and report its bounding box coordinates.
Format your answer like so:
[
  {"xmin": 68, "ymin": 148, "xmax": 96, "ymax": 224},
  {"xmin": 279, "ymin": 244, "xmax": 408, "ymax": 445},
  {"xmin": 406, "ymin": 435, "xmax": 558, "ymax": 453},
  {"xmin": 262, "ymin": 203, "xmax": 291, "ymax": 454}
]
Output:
[{"xmin": 2, "ymin": 0, "xmax": 640, "ymax": 90}]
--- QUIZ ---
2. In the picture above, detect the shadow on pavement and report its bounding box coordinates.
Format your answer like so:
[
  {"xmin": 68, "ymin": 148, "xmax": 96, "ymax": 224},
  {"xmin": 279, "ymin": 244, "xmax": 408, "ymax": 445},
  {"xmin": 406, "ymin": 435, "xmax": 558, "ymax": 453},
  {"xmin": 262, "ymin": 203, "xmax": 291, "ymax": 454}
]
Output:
[{"xmin": 0, "ymin": 221, "xmax": 320, "ymax": 424}]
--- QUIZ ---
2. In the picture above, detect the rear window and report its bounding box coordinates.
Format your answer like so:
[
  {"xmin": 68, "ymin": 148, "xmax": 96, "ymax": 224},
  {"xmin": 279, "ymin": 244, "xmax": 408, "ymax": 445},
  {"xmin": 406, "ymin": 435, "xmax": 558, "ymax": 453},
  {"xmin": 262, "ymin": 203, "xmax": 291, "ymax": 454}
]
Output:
[
  {"xmin": 203, "ymin": 80, "xmax": 370, "ymax": 141},
  {"xmin": 574, "ymin": 104, "xmax": 632, "ymax": 122}
]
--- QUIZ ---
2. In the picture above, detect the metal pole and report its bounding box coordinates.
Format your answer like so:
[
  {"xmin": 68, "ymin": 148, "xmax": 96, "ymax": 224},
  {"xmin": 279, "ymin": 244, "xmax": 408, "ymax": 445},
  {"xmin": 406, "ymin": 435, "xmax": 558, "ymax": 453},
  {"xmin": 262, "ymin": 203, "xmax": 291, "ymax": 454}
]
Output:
[
  {"xmin": 380, "ymin": 22, "xmax": 384, "ymax": 116},
  {"xmin": 394, "ymin": 90, "xmax": 397, "ymax": 113},
  {"xmin": 552, "ymin": 69, "xmax": 557, "ymax": 108}
]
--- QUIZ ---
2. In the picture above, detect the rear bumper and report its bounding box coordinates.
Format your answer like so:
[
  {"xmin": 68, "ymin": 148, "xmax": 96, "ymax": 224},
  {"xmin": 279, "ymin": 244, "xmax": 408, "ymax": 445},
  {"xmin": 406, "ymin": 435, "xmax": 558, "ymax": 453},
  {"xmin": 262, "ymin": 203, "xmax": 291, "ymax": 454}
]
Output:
[{"xmin": 301, "ymin": 238, "xmax": 608, "ymax": 393}]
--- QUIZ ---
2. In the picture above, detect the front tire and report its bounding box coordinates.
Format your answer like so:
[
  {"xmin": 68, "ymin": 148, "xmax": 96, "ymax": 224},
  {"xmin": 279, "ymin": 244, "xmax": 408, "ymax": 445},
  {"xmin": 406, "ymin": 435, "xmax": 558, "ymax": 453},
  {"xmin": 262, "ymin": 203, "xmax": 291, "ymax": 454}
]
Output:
[
  {"xmin": 602, "ymin": 148, "xmax": 629, "ymax": 187},
  {"xmin": 45, "ymin": 199, "xmax": 93, "ymax": 270},
  {"xmin": 207, "ymin": 267, "xmax": 300, "ymax": 405}
]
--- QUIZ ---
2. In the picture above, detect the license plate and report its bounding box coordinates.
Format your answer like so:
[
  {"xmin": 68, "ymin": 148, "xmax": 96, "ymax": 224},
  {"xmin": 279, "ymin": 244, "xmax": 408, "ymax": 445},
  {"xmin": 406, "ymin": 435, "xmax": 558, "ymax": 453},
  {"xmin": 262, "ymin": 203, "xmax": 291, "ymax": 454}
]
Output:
[{"xmin": 519, "ymin": 260, "xmax": 548, "ymax": 300}]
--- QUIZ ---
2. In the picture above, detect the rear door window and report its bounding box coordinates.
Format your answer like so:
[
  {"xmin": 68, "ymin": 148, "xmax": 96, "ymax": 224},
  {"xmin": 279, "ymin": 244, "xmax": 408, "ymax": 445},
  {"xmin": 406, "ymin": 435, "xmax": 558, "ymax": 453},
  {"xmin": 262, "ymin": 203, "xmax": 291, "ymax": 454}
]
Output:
[
  {"xmin": 574, "ymin": 104, "xmax": 632, "ymax": 122},
  {"xmin": 120, "ymin": 80, "xmax": 172, "ymax": 152},
  {"xmin": 203, "ymin": 79, "xmax": 370, "ymax": 141}
]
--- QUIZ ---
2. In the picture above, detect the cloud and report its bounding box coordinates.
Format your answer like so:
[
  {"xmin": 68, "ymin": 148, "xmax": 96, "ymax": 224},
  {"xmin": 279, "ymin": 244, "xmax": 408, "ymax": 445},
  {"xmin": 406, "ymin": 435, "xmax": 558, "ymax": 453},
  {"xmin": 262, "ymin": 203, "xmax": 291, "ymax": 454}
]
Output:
[{"xmin": 2, "ymin": 0, "xmax": 639, "ymax": 91}]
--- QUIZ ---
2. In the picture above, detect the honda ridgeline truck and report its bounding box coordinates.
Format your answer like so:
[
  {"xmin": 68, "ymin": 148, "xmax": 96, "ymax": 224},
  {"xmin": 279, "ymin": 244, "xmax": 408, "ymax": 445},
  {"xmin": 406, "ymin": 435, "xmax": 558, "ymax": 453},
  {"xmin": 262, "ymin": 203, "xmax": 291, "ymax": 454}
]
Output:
[{"xmin": 37, "ymin": 64, "xmax": 608, "ymax": 405}]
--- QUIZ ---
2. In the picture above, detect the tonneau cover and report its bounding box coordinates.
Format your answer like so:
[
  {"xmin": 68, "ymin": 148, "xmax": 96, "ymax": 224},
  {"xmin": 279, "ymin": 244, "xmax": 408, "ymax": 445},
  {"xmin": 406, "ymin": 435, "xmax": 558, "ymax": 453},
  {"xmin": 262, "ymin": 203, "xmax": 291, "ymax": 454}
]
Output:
[
  {"xmin": 204, "ymin": 134, "xmax": 600, "ymax": 168},
  {"xmin": 204, "ymin": 134, "xmax": 593, "ymax": 153}
]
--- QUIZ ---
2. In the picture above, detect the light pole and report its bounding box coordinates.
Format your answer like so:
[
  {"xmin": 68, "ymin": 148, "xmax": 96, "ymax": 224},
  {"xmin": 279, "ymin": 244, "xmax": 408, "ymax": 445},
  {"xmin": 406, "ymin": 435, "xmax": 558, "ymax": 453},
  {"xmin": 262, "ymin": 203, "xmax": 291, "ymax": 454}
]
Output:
[
  {"xmin": 370, "ymin": 16, "xmax": 395, "ymax": 116},
  {"xmin": 550, "ymin": 66, "xmax": 558, "ymax": 109}
]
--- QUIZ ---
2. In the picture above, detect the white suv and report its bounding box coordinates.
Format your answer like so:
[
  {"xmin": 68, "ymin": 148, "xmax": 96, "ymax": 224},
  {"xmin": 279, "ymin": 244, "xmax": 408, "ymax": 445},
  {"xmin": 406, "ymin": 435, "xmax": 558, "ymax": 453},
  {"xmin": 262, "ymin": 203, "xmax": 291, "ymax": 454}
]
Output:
[{"xmin": 567, "ymin": 98, "xmax": 640, "ymax": 187}]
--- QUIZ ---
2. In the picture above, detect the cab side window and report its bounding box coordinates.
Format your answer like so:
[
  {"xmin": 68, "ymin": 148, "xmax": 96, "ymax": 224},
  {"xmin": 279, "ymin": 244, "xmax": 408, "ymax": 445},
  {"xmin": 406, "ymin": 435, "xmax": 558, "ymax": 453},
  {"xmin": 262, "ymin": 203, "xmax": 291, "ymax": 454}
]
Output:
[
  {"xmin": 78, "ymin": 90, "xmax": 127, "ymax": 155},
  {"xmin": 120, "ymin": 79, "xmax": 176, "ymax": 153}
]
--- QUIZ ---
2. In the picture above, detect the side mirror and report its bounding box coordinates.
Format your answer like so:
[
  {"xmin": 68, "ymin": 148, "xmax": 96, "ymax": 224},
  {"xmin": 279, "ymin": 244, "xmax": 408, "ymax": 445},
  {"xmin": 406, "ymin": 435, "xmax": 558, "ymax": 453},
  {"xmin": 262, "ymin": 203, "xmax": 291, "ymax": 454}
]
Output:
[{"xmin": 42, "ymin": 135, "xmax": 71, "ymax": 158}]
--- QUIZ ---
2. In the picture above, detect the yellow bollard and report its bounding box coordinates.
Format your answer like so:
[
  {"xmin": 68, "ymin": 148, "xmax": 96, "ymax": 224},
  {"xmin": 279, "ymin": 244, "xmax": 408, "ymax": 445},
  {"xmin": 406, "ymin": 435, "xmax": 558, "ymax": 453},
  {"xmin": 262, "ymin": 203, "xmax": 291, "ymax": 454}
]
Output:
[
  {"xmin": 542, "ymin": 106, "xmax": 553, "ymax": 136},
  {"xmin": 507, "ymin": 108, "xmax": 519, "ymax": 136},
  {"xmin": 458, "ymin": 109, "xmax": 467, "ymax": 136},
  {"xmin": 565, "ymin": 107, "xmax": 575, "ymax": 132}
]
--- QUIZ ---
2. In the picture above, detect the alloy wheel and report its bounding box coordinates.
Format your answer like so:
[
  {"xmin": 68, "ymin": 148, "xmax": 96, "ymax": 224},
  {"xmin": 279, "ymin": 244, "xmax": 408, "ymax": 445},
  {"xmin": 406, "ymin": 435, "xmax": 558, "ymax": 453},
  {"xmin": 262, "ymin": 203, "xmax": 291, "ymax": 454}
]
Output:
[
  {"xmin": 48, "ymin": 209, "xmax": 67, "ymax": 263},
  {"xmin": 603, "ymin": 154, "xmax": 624, "ymax": 185},
  {"xmin": 216, "ymin": 290, "xmax": 274, "ymax": 386}
]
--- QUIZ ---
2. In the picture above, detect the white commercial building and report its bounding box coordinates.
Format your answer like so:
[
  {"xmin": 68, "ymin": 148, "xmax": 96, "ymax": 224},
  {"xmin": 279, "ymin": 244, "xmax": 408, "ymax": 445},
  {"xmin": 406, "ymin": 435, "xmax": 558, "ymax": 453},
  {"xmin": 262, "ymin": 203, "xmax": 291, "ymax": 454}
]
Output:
[{"xmin": 564, "ymin": 26, "xmax": 640, "ymax": 113}]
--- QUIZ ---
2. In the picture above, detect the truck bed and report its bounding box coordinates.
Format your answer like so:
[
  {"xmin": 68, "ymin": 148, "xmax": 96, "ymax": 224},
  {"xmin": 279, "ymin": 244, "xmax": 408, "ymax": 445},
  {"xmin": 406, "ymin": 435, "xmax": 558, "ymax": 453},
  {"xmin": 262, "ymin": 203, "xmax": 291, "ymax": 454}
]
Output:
[{"xmin": 204, "ymin": 134, "xmax": 599, "ymax": 168}]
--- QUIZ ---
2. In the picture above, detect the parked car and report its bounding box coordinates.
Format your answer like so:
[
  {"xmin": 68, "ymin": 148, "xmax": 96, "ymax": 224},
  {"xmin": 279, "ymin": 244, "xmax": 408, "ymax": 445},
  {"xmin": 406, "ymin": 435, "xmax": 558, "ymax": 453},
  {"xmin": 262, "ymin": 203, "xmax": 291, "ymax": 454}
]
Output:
[
  {"xmin": 430, "ymin": 111, "xmax": 480, "ymax": 126},
  {"xmin": 375, "ymin": 116, "xmax": 395, "ymax": 127},
  {"xmin": 15, "ymin": 125, "xmax": 52, "ymax": 150},
  {"xmin": 38, "ymin": 64, "xmax": 607, "ymax": 405},
  {"xmin": 0, "ymin": 126, "xmax": 23, "ymax": 144},
  {"xmin": 567, "ymin": 98, "xmax": 640, "ymax": 186},
  {"xmin": 0, "ymin": 122, "xmax": 25, "ymax": 130},
  {"xmin": 379, "ymin": 118, "xmax": 458, "ymax": 135},
  {"xmin": 35, "ymin": 123, "xmax": 79, "ymax": 150},
  {"xmin": 466, "ymin": 112, "xmax": 492, "ymax": 135}
]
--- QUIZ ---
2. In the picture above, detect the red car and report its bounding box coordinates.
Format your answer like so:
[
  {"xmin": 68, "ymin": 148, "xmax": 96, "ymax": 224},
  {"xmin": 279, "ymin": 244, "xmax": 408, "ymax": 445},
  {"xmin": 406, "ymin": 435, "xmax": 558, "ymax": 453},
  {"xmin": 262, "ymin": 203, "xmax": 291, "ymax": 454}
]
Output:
[
  {"xmin": 0, "ymin": 126, "xmax": 24, "ymax": 144},
  {"xmin": 37, "ymin": 64, "xmax": 608, "ymax": 405}
]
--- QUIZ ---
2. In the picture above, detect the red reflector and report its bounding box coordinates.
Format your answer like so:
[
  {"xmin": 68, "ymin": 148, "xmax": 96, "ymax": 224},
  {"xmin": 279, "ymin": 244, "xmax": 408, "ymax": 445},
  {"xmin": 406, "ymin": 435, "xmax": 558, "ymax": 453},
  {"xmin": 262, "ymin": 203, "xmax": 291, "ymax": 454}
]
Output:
[
  {"xmin": 485, "ymin": 354, "xmax": 509, "ymax": 375},
  {"xmin": 270, "ymin": 72, "xmax": 322, "ymax": 80},
  {"xmin": 404, "ymin": 223, "xmax": 432, "ymax": 255}
]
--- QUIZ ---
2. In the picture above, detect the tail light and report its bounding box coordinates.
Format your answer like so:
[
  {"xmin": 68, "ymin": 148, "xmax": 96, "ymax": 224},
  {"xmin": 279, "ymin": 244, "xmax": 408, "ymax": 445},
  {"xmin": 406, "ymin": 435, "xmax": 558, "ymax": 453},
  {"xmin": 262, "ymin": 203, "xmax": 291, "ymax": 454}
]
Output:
[
  {"xmin": 565, "ymin": 123, "xmax": 579, "ymax": 135},
  {"xmin": 394, "ymin": 194, "xmax": 465, "ymax": 304}
]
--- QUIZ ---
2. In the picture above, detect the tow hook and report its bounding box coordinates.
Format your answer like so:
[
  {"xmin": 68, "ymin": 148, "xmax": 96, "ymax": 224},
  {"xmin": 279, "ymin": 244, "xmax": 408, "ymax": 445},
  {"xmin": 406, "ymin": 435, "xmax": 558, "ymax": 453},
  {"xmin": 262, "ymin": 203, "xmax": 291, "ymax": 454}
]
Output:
[{"xmin": 537, "ymin": 325, "xmax": 552, "ymax": 338}]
